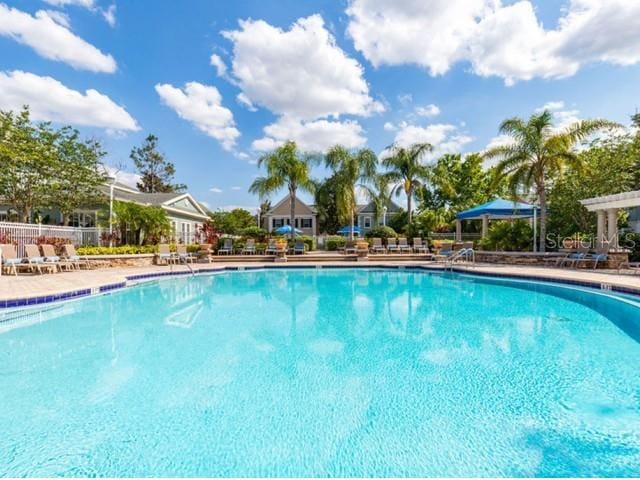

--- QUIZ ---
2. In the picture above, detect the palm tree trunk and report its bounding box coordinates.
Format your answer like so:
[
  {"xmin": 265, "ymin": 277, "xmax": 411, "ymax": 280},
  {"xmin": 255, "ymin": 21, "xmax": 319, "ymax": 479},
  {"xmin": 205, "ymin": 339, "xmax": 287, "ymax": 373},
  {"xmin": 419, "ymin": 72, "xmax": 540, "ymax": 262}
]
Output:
[
  {"xmin": 289, "ymin": 187, "xmax": 296, "ymax": 239},
  {"xmin": 407, "ymin": 187, "xmax": 413, "ymax": 223},
  {"xmin": 539, "ymin": 184, "xmax": 547, "ymax": 253}
]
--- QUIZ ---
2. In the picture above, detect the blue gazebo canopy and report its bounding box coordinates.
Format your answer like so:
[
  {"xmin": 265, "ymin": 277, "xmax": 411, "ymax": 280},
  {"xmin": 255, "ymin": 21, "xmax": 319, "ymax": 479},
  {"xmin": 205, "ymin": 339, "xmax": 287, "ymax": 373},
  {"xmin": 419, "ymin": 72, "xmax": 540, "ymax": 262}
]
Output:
[
  {"xmin": 337, "ymin": 225, "xmax": 362, "ymax": 235},
  {"xmin": 456, "ymin": 198, "xmax": 539, "ymax": 220}
]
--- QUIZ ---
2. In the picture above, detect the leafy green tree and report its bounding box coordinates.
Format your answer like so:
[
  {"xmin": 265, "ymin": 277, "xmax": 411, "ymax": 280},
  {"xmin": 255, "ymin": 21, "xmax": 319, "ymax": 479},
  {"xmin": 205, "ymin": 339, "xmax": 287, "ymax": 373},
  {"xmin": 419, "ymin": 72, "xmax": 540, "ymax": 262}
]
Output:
[
  {"xmin": 0, "ymin": 107, "xmax": 57, "ymax": 223},
  {"xmin": 209, "ymin": 208, "xmax": 256, "ymax": 235},
  {"xmin": 484, "ymin": 110, "xmax": 617, "ymax": 251},
  {"xmin": 325, "ymin": 145, "xmax": 377, "ymax": 239},
  {"xmin": 548, "ymin": 131, "xmax": 639, "ymax": 237},
  {"xmin": 49, "ymin": 127, "xmax": 108, "ymax": 225},
  {"xmin": 249, "ymin": 141, "xmax": 316, "ymax": 237},
  {"xmin": 363, "ymin": 174, "xmax": 392, "ymax": 226},
  {"xmin": 314, "ymin": 174, "xmax": 344, "ymax": 234},
  {"xmin": 381, "ymin": 142, "xmax": 432, "ymax": 222},
  {"xmin": 130, "ymin": 134, "xmax": 186, "ymax": 193},
  {"xmin": 113, "ymin": 201, "xmax": 171, "ymax": 245}
]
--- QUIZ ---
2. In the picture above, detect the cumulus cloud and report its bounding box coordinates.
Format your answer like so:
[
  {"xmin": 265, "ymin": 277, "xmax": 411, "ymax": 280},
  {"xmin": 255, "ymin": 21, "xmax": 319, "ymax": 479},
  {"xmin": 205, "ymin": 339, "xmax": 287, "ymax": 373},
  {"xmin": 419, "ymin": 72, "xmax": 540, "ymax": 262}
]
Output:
[
  {"xmin": 346, "ymin": 0, "xmax": 640, "ymax": 84},
  {"xmin": 209, "ymin": 187, "xmax": 223, "ymax": 194},
  {"xmin": 0, "ymin": 4, "xmax": 116, "ymax": 72},
  {"xmin": 236, "ymin": 92, "xmax": 257, "ymax": 112},
  {"xmin": 101, "ymin": 4, "xmax": 116, "ymax": 27},
  {"xmin": 415, "ymin": 104, "xmax": 441, "ymax": 117},
  {"xmin": 383, "ymin": 121, "xmax": 397, "ymax": 131},
  {"xmin": 0, "ymin": 70, "xmax": 139, "ymax": 131},
  {"xmin": 104, "ymin": 165, "xmax": 141, "ymax": 188},
  {"xmin": 391, "ymin": 121, "xmax": 473, "ymax": 160},
  {"xmin": 209, "ymin": 53, "xmax": 227, "ymax": 77},
  {"xmin": 223, "ymin": 14, "xmax": 383, "ymax": 120},
  {"xmin": 43, "ymin": 0, "xmax": 95, "ymax": 7},
  {"xmin": 252, "ymin": 117, "xmax": 366, "ymax": 152},
  {"xmin": 155, "ymin": 81, "xmax": 240, "ymax": 150}
]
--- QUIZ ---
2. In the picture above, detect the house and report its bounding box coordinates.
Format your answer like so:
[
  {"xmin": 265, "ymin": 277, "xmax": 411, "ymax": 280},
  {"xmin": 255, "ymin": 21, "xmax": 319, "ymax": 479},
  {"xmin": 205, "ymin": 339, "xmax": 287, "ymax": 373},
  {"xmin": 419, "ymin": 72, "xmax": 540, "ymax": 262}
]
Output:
[
  {"xmin": 0, "ymin": 181, "xmax": 210, "ymax": 244},
  {"xmin": 356, "ymin": 199, "xmax": 403, "ymax": 232},
  {"xmin": 263, "ymin": 194, "xmax": 317, "ymax": 236}
]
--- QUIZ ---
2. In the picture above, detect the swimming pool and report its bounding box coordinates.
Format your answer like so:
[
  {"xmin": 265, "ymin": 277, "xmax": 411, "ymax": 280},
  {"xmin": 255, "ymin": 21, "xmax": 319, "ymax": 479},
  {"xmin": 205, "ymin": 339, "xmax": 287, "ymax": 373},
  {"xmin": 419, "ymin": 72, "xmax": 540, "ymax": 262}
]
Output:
[{"xmin": 1, "ymin": 268, "xmax": 640, "ymax": 476}]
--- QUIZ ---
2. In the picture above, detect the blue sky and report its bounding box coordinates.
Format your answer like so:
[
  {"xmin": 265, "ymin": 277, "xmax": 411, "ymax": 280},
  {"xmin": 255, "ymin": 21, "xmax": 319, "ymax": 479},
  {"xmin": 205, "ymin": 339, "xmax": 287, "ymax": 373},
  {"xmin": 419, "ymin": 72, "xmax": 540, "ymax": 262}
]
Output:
[{"xmin": 1, "ymin": 0, "xmax": 639, "ymax": 212}]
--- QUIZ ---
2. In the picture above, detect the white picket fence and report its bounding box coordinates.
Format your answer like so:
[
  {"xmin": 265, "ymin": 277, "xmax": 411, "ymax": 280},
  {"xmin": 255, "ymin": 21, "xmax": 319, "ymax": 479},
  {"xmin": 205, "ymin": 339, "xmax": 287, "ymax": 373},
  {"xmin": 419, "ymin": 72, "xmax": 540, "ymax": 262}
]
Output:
[{"xmin": 0, "ymin": 222, "xmax": 104, "ymax": 256}]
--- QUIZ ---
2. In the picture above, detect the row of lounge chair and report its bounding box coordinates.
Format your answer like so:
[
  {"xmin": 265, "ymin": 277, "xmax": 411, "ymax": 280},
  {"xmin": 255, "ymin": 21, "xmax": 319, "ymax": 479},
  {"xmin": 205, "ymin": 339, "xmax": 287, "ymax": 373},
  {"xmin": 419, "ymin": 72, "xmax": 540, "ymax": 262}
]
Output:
[
  {"xmin": 358, "ymin": 237, "xmax": 432, "ymax": 254},
  {"xmin": 548, "ymin": 246, "xmax": 610, "ymax": 270},
  {"xmin": 216, "ymin": 239, "xmax": 306, "ymax": 256},
  {"xmin": 0, "ymin": 244, "xmax": 90, "ymax": 275}
]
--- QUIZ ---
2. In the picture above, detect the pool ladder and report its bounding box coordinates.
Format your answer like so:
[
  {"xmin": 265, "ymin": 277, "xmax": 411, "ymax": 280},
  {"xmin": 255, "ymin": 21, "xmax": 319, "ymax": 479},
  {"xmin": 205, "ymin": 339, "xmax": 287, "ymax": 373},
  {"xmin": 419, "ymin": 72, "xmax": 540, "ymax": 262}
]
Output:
[{"xmin": 445, "ymin": 248, "xmax": 475, "ymax": 272}]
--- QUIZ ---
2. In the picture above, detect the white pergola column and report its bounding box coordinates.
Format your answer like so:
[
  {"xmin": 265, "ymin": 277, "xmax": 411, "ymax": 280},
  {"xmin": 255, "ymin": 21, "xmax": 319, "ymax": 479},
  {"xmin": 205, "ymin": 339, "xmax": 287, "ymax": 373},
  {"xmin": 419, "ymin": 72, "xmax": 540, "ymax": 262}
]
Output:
[
  {"xmin": 607, "ymin": 208, "xmax": 618, "ymax": 249},
  {"xmin": 596, "ymin": 210, "xmax": 606, "ymax": 248},
  {"xmin": 481, "ymin": 215, "xmax": 489, "ymax": 238},
  {"xmin": 455, "ymin": 220, "xmax": 462, "ymax": 242}
]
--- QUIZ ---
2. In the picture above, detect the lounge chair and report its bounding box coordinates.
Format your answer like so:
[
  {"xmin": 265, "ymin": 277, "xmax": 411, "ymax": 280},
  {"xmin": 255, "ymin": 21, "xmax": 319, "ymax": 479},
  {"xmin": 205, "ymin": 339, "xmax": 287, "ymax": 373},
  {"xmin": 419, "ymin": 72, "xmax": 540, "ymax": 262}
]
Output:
[
  {"xmin": 386, "ymin": 238, "xmax": 400, "ymax": 253},
  {"xmin": 265, "ymin": 239, "xmax": 277, "ymax": 255},
  {"xmin": 398, "ymin": 237, "xmax": 412, "ymax": 253},
  {"xmin": 218, "ymin": 239, "xmax": 233, "ymax": 255},
  {"xmin": 176, "ymin": 245, "xmax": 195, "ymax": 263},
  {"xmin": 197, "ymin": 244, "xmax": 213, "ymax": 263},
  {"xmin": 63, "ymin": 244, "xmax": 91, "ymax": 270},
  {"xmin": 242, "ymin": 239, "xmax": 257, "ymax": 255},
  {"xmin": 370, "ymin": 237, "xmax": 386, "ymax": 254},
  {"xmin": 0, "ymin": 244, "xmax": 30, "ymax": 276},
  {"xmin": 24, "ymin": 244, "xmax": 57, "ymax": 274},
  {"xmin": 574, "ymin": 246, "xmax": 609, "ymax": 270},
  {"xmin": 413, "ymin": 238, "xmax": 428, "ymax": 254},
  {"xmin": 618, "ymin": 260, "xmax": 640, "ymax": 275},
  {"xmin": 41, "ymin": 244, "xmax": 74, "ymax": 271},
  {"xmin": 293, "ymin": 240, "xmax": 306, "ymax": 255},
  {"xmin": 433, "ymin": 243, "xmax": 454, "ymax": 261},
  {"xmin": 157, "ymin": 244, "xmax": 173, "ymax": 265},
  {"xmin": 344, "ymin": 240, "xmax": 357, "ymax": 254},
  {"xmin": 559, "ymin": 246, "xmax": 590, "ymax": 268}
]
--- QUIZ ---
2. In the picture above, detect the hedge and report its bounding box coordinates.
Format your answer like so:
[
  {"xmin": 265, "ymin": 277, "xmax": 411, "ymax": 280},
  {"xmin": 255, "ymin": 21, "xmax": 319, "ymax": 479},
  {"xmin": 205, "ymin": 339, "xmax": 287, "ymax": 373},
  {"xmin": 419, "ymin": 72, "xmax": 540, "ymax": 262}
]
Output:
[{"xmin": 76, "ymin": 244, "xmax": 200, "ymax": 255}]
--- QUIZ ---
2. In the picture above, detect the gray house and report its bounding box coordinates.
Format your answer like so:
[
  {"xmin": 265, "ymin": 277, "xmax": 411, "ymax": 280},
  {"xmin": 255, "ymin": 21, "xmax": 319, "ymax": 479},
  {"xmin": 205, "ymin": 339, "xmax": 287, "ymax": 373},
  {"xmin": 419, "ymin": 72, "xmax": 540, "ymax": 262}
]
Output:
[
  {"xmin": 356, "ymin": 199, "xmax": 403, "ymax": 233},
  {"xmin": 263, "ymin": 194, "xmax": 317, "ymax": 236}
]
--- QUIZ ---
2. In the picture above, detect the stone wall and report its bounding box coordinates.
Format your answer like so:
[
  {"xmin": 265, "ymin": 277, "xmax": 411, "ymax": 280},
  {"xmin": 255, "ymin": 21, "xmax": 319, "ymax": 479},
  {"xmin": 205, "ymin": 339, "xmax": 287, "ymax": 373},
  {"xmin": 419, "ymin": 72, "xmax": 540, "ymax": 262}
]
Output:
[
  {"xmin": 84, "ymin": 254, "xmax": 156, "ymax": 268},
  {"xmin": 475, "ymin": 250, "xmax": 629, "ymax": 269}
]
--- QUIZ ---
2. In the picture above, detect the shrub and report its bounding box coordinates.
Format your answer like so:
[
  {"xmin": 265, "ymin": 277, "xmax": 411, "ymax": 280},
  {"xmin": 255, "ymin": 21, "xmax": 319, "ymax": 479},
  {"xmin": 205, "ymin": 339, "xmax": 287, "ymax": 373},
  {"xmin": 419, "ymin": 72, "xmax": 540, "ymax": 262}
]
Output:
[
  {"xmin": 0, "ymin": 232, "xmax": 14, "ymax": 244},
  {"xmin": 288, "ymin": 235, "xmax": 315, "ymax": 251},
  {"xmin": 477, "ymin": 220, "xmax": 533, "ymax": 251},
  {"xmin": 76, "ymin": 244, "xmax": 201, "ymax": 255},
  {"xmin": 388, "ymin": 210, "xmax": 409, "ymax": 233},
  {"xmin": 364, "ymin": 226, "xmax": 397, "ymax": 239},
  {"xmin": 240, "ymin": 226, "xmax": 268, "ymax": 241},
  {"xmin": 621, "ymin": 232, "xmax": 640, "ymax": 262},
  {"xmin": 325, "ymin": 235, "xmax": 345, "ymax": 251}
]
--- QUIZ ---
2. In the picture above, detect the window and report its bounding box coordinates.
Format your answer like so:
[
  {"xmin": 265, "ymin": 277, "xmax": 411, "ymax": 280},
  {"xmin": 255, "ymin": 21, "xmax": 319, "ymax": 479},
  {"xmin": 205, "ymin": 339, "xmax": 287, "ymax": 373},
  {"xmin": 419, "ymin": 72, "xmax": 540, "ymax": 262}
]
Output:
[
  {"xmin": 364, "ymin": 217, "xmax": 372, "ymax": 228},
  {"xmin": 273, "ymin": 218, "xmax": 284, "ymax": 228},
  {"xmin": 301, "ymin": 218, "xmax": 312, "ymax": 228}
]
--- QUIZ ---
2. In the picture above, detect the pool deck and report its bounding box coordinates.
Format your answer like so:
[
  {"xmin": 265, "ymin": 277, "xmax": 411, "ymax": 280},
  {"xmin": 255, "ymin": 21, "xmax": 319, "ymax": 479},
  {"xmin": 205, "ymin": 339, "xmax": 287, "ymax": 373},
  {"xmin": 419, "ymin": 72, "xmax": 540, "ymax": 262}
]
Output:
[{"xmin": 2, "ymin": 258, "xmax": 640, "ymax": 308}]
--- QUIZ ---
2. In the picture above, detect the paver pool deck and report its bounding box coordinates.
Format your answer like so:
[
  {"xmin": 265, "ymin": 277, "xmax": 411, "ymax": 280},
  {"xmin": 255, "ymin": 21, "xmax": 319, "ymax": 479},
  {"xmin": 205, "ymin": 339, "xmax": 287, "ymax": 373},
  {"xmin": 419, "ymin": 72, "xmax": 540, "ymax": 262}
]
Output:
[{"xmin": 2, "ymin": 259, "xmax": 640, "ymax": 306}]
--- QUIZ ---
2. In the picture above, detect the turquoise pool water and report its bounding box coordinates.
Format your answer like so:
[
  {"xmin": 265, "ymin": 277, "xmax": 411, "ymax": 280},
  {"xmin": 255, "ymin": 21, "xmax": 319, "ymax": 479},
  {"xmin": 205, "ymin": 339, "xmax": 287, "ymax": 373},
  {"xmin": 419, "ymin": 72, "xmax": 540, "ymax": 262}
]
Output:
[{"xmin": 1, "ymin": 268, "xmax": 640, "ymax": 476}]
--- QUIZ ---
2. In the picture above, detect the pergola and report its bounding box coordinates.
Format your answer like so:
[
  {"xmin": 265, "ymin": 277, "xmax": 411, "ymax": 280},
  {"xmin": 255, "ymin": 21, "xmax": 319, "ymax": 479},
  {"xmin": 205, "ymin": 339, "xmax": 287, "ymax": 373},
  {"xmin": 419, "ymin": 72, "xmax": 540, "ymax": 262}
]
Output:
[
  {"xmin": 580, "ymin": 189, "xmax": 640, "ymax": 249},
  {"xmin": 455, "ymin": 198, "xmax": 539, "ymax": 242}
]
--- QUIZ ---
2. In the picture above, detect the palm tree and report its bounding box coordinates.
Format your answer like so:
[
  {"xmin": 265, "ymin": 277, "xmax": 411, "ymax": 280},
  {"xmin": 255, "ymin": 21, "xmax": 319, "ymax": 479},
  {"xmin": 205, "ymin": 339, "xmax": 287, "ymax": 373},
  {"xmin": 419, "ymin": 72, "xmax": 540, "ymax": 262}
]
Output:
[
  {"xmin": 325, "ymin": 145, "xmax": 378, "ymax": 239},
  {"xmin": 363, "ymin": 174, "xmax": 392, "ymax": 226},
  {"xmin": 249, "ymin": 141, "xmax": 316, "ymax": 237},
  {"xmin": 381, "ymin": 143, "xmax": 433, "ymax": 222},
  {"xmin": 484, "ymin": 110, "xmax": 617, "ymax": 252}
]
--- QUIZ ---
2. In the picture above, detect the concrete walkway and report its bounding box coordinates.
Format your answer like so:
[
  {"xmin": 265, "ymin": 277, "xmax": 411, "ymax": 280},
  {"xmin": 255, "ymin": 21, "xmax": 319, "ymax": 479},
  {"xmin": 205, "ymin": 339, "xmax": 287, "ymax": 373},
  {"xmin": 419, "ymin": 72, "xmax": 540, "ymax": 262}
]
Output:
[{"xmin": 1, "ymin": 259, "xmax": 640, "ymax": 305}]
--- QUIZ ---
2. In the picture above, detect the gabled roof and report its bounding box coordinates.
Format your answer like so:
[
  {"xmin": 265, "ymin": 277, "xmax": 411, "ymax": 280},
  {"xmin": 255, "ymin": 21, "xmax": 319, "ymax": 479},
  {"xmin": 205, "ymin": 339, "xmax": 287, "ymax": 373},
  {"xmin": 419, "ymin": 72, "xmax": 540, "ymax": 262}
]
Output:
[
  {"xmin": 266, "ymin": 194, "xmax": 316, "ymax": 215},
  {"xmin": 357, "ymin": 199, "xmax": 402, "ymax": 214}
]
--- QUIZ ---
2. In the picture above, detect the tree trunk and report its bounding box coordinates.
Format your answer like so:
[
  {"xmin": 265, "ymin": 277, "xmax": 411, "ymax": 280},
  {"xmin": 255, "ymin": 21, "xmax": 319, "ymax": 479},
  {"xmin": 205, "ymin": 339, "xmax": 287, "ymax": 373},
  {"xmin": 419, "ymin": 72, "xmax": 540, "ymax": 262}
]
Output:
[
  {"xmin": 539, "ymin": 183, "xmax": 547, "ymax": 253},
  {"xmin": 289, "ymin": 187, "xmax": 296, "ymax": 239},
  {"xmin": 407, "ymin": 187, "xmax": 413, "ymax": 223}
]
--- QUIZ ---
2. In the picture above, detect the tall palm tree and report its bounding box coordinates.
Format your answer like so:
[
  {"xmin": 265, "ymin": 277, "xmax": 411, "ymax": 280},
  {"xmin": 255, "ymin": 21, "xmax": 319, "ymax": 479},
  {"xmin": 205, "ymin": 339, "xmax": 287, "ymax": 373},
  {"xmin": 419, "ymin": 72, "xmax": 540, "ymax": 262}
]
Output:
[
  {"xmin": 249, "ymin": 141, "xmax": 316, "ymax": 237},
  {"xmin": 381, "ymin": 143, "xmax": 433, "ymax": 222},
  {"xmin": 363, "ymin": 174, "xmax": 392, "ymax": 226},
  {"xmin": 484, "ymin": 110, "xmax": 617, "ymax": 252},
  {"xmin": 325, "ymin": 145, "xmax": 378, "ymax": 239}
]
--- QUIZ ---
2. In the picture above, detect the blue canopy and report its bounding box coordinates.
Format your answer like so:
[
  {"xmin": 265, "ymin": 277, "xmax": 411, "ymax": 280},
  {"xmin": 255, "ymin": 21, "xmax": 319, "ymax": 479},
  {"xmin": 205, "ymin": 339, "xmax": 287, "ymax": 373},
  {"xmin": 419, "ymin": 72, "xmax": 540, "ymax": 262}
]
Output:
[
  {"xmin": 337, "ymin": 225, "xmax": 362, "ymax": 235},
  {"xmin": 456, "ymin": 198, "xmax": 539, "ymax": 220},
  {"xmin": 274, "ymin": 225, "xmax": 302, "ymax": 235}
]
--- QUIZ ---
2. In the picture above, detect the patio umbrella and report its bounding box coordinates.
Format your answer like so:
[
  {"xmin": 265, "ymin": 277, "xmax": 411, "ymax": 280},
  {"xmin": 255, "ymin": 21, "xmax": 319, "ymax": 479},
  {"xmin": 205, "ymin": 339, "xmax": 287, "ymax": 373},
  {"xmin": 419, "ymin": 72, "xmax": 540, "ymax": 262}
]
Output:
[
  {"xmin": 275, "ymin": 225, "xmax": 303, "ymax": 235},
  {"xmin": 337, "ymin": 225, "xmax": 362, "ymax": 236}
]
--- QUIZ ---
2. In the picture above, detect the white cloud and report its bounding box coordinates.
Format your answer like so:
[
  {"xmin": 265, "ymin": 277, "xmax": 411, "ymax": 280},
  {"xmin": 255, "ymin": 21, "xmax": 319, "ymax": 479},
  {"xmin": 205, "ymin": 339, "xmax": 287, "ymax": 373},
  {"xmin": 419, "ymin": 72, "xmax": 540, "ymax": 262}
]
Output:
[
  {"xmin": 252, "ymin": 117, "xmax": 366, "ymax": 153},
  {"xmin": 155, "ymin": 81, "xmax": 240, "ymax": 150},
  {"xmin": 391, "ymin": 122, "xmax": 473, "ymax": 160},
  {"xmin": 0, "ymin": 70, "xmax": 139, "ymax": 131},
  {"xmin": 534, "ymin": 100, "xmax": 582, "ymax": 132},
  {"xmin": 346, "ymin": 0, "xmax": 640, "ymax": 84},
  {"xmin": 209, "ymin": 53, "xmax": 227, "ymax": 77},
  {"xmin": 104, "ymin": 165, "xmax": 141, "ymax": 188},
  {"xmin": 0, "ymin": 4, "xmax": 116, "ymax": 72},
  {"xmin": 397, "ymin": 93, "xmax": 413, "ymax": 106},
  {"xmin": 383, "ymin": 121, "xmax": 397, "ymax": 131},
  {"xmin": 415, "ymin": 104, "xmax": 441, "ymax": 117},
  {"xmin": 43, "ymin": 0, "xmax": 95, "ymax": 7},
  {"xmin": 210, "ymin": 187, "xmax": 223, "ymax": 194},
  {"xmin": 223, "ymin": 14, "xmax": 383, "ymax": 120},
  {"xmin": 101, "ymin": 4, "xmax": 116, "ymax": 27},
  {"xmin": 236, "ymin": 92, "xmax": 257, "ymax": 112},
  {"xmin": 231, "ymin": 186, "xmax": 242, "ymax": 191},
  {"xmin": 42, "ymin": 9, "xmax": 70, "ymax": 27}
]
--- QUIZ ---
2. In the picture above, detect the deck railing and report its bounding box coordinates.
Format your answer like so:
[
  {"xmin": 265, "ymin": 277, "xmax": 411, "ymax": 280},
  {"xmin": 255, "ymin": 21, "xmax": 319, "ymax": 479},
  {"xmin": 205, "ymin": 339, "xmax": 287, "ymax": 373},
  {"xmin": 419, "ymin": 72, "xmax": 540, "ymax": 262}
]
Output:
[{"xmin": 0, "ymin": 222, "xmax": 104, "ymax": 256}]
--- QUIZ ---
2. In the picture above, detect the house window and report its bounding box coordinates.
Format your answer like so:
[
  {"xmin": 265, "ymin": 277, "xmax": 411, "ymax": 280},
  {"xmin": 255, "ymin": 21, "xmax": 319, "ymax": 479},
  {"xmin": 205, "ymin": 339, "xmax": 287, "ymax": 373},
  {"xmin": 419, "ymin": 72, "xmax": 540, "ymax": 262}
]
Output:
[
  {"xmin": 0, "ymin": 210, "xmax": 8, "ymax": 222},
  {"xmin": 364, "ymin": 217, "xmax": 372, "ymax": 228},
  {"xmin": 294, "ymin": 218, "xmax": 299, "ymax": 228},
  {"xmin": 273, "ymin": 218, "xmax": 284, "ymax": 228},
  {"xmin": 301, "ymin": 218, "xmax": 312, "ymax": 228}
]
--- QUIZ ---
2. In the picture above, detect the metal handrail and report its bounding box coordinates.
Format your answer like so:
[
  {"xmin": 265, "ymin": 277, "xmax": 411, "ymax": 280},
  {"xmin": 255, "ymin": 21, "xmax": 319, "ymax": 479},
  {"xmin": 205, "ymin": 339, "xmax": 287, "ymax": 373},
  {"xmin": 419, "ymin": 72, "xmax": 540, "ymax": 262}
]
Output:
[{"xmin": 444, "ymin": 248, "xmax": 475, "ymax": 271}]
